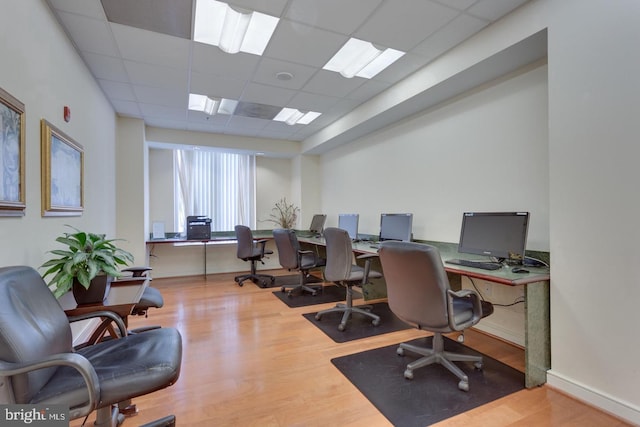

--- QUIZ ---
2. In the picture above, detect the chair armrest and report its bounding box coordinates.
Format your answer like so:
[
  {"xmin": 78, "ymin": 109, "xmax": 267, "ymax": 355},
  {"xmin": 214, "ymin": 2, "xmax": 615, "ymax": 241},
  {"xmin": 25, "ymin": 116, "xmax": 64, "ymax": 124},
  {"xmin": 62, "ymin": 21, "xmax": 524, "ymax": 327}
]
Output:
[
  {"xmin": 255, "ymin": 239, "xmax": 268, "ymax": 255},
  {"xmin": 0, "ymin": 353, "xmax": 99, "ymax": 418},
  {"xmin": 446, "ymin": 289, "xmax": 483, "ymax": 331},
  {"xmin": 68, "ymin": 310, "xmax": 128, "ymax": 338}
]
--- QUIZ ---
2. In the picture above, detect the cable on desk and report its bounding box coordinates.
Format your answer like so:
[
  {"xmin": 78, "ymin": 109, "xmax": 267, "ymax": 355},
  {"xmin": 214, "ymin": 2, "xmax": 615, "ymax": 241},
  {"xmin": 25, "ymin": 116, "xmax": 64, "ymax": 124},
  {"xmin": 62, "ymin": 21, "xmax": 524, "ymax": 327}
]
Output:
[{"xmin": 467, "ymin": 276, "xmax": 525, "ymax": 307}]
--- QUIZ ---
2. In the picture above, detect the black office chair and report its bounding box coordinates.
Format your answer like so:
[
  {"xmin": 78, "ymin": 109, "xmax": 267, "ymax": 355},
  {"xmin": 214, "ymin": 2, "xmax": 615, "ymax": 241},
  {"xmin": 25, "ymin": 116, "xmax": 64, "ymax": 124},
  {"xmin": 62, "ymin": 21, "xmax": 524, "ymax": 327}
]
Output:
[
  {"xmin": 0, "ymin": 266, "xmax": 182, "ymax": 426},
  {"xmin": 314, "ymin": 227, "xmax": 382, "ymax": 331},
  {"xmin": 234, "ymin": 225, "xmax": 276, "ymax": 287},
  {"xmin": 378, "ymin": 241, "xmax": 494, "ymax": 391},
  {"xmin": 272, "ymin": 228, "xmax": 326, "ymax": 296},
  {"xmin": 121, "ymin": 266, "xmax": 164, "ymax": 318}
]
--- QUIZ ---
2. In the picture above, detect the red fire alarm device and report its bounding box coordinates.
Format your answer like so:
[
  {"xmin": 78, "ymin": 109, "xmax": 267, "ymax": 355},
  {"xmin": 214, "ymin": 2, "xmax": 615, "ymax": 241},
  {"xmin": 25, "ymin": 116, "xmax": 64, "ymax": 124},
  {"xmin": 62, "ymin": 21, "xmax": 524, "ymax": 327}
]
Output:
[{"xmin": 64, "ymin": 106, "xmax": 71, "ymax": 122}]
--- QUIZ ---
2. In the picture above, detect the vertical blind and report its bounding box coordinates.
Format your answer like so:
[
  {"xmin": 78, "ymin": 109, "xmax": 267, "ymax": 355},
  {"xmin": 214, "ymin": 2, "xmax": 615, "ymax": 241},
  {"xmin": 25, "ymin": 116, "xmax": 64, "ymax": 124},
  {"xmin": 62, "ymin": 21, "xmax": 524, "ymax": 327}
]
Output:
[{"xmin": 174, "ymin": 149, "xmax": 255, "ymax": 232}]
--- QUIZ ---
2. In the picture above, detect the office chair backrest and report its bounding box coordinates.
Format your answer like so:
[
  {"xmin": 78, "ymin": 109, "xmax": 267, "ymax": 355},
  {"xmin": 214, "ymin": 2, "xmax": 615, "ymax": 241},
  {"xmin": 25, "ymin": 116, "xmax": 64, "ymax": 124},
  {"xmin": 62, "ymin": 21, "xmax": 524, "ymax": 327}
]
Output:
[
  {"xmin": 273, "ymin": 229, "xmax": 300, "ymax": 270},
  {"xmin": 323, "ymin": 227, "xmax": 354, "ymax": 283},
  {"xmin": 235, "ymin": 225, "xmax": 255, "ymax": 259},
  {"xmin": 0, "ymin": 266, "xmax": 74, "ymax": 404},
  {"xmin": 378, "ymin": 241, "xmax": 451, "ymax": 331}
]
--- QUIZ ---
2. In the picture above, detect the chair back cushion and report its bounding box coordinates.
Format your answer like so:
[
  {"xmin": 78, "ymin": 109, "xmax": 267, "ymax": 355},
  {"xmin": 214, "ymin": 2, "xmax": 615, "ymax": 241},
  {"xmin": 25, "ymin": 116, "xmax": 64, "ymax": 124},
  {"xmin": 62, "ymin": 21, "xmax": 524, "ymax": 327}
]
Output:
[
  {"xmin": 273, "ymin": 229, "xmax": 299, "ymax": 270},
  {"xmin": 323, "ymin": 228, "xmax": 354, "ymax": 282},
  {"xmin": 0, "ymin": 266, "xmax": 73, "ymax": 403},
  {"xmin": 378, "ymin": 241, "xmax": 452, "ymax": 332},
  {"xmin": 234, "ymin": 225, "xmax": 255, "ymax": 259}
]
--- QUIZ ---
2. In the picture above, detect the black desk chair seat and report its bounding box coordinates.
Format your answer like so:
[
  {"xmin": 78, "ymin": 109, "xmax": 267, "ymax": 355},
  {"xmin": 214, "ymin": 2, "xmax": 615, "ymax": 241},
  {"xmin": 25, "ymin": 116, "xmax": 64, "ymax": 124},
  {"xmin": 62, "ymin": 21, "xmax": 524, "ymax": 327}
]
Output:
[
  {"xmin": 234, "ymin": 225, "xmax": 276, "ymax": 287},
  {"xmin": 0, "ymin": 266, "xmax": 182, "ymax": 426},
  {"xmin": 378, "ymin": 241, "xmax": 494, "ymax": 391},
  {"xmin": 273, "ymin": 228, "xmax": 326, "ymax": 296}
]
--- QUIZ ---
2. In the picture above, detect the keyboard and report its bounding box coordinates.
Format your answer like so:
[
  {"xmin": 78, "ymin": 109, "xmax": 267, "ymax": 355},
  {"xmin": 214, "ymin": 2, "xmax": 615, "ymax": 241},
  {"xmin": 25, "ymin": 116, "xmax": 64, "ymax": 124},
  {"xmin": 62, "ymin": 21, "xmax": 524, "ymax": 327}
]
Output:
[{"xmin": 445, "ymin": 258, "xmax": 502, "ymax": 271}]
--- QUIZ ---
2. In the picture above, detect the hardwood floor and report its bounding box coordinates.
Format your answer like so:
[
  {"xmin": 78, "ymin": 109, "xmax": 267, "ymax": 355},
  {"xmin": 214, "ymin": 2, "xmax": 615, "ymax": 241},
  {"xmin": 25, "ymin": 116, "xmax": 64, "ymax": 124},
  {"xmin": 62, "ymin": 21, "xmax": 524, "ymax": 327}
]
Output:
[{"xmin": 72, "ymin": 272, "xmax": 630, "ymax": 426}]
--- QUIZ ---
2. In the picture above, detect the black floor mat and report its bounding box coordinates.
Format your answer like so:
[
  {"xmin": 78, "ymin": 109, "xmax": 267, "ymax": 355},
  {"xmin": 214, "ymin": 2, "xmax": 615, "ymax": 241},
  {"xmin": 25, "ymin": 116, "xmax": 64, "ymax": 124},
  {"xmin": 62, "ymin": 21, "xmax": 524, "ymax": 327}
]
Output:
[
  {"xmin": 331, "ymin": 336, "xmax": 525, "ymax": 426},
  {"xmin": 273, "ymin": 284, "xmax": 361, "ymax": 308},
  {"xmin": 303, "ymin": 302, "xmax": 411, "ymax": 343}
]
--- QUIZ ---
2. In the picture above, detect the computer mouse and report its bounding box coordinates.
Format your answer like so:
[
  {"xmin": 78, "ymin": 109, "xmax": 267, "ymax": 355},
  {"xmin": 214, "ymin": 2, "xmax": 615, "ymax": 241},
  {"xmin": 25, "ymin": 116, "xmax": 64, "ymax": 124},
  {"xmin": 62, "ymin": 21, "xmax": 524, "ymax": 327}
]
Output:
[{"xmin": 511, "ymin": 267, "xmax": 529, "ymax": 274}]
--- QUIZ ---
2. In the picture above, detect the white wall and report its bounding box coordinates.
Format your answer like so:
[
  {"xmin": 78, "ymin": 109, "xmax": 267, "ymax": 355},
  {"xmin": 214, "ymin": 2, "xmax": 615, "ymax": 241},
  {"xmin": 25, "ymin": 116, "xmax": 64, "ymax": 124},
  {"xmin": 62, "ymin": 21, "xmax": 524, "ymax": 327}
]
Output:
[
  {"xmin": 321, "ymin": 63, "xmax": 549, "ymax": 250},
  {"xmin": 0, "ymin": 0, "xmax": 117, "ymax": 268},
  {"xmin": 546, "ymin": 0, "xmax": 640, "ymax": 422}
]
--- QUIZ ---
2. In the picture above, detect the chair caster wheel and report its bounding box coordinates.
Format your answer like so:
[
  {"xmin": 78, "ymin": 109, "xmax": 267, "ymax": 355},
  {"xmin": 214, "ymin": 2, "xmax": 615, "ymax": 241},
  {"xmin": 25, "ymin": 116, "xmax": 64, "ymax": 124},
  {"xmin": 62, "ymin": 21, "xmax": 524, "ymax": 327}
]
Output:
[
  {"xmin": 338, "ymin": 323, "xmax": 346, "ymax": 331},
  {"xmin": 404, "ymin": 369, "xmax": 414, "ymax": 380},
  {"xmin": 270, "ymin": 277, "xmax": 276, "ymax": 284},
  {"xmin": 458, "ymin": 380, "xmax": 469, "ymax": 391},
  {"xmin": 372, "ymin": 318, "xmax": 380, "ymax": 326},
  {"xmin": 474, "ymin": 361, "xmax": 483, "ymax": 370},
  {"xmin": 457, "ymin": 334, "xmax": 465, "ymax": 343},
  {"xmin": 315, "ymin": 314, "xmax": 322, "ymax": 320},
  {"xmin": 281, "ymin": 287, "xmax": 286, "ymax": 293},
  {"xmin": 397, "ymin": 347, "xmax": 404, "ymax": 356}
]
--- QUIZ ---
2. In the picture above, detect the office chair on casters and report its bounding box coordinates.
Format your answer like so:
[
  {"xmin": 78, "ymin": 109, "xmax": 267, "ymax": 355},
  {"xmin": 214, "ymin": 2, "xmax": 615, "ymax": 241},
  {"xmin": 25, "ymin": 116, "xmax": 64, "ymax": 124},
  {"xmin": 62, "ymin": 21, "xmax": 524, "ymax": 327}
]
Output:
[
  {"xmin": 234, "ymin": 225, "xmax": 276, "ymax": 287},
  {"xmin": 0, "ymin": 266, "xmax": 182, "ymax": 427},
  {"xmin": 273, "ymin": 228, "xmax": 326, "ymax": 297},
  {"xmin": 378, "ymin": 241, "xmax": 494, "ymax": 391},
  {"xmin": 314, "ymin": 227, "xmax": 382, "ymax": 331},
  {"xmin": 121, "ymin": 266, "xmax": 164, "ymax": 318}
]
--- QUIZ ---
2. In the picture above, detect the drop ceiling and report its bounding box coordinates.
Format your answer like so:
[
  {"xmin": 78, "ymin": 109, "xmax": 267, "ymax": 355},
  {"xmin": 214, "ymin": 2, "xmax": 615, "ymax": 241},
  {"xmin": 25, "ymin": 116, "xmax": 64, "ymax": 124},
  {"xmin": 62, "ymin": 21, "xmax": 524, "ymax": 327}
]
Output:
[{"xmin": 45, "ymin": 0, "xmax": 540, "ymax": 153}]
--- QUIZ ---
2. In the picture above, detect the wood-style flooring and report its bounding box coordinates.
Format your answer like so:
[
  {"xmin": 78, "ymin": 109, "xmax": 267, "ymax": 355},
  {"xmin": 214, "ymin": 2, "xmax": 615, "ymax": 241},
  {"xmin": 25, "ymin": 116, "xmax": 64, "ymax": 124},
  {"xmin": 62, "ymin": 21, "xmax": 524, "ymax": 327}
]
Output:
[{"xmin": 71, "ymin": 272, "xmax": 631, "ymax": 426}]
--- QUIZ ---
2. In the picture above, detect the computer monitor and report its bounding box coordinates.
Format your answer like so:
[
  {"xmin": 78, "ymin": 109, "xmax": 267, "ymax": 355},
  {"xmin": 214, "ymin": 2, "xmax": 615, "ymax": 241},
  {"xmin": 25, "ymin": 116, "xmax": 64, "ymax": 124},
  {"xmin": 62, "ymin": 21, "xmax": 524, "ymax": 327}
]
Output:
[
  {"xmin": 457, "ymin": 211, "xmax": 530, "ymax": 262},
  {"xmin": 338, "ymin": 214, "xmax": 359, "ymax": 240},
  {"xmin": 309, "ymin": 214, "xmax": 326, "ymax": 234},
  {"xmin": 379, "ymin": 213, "xmax": 413, "ymax": 242}
]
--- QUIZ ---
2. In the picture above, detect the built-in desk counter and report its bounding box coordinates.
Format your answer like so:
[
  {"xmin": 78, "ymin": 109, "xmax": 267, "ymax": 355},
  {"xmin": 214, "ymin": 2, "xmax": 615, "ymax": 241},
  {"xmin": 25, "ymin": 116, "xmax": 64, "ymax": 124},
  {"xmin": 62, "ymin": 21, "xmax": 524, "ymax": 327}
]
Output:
[{"xmin": 298, "ymin": 236, "xmax": 551, "ymax": 389}]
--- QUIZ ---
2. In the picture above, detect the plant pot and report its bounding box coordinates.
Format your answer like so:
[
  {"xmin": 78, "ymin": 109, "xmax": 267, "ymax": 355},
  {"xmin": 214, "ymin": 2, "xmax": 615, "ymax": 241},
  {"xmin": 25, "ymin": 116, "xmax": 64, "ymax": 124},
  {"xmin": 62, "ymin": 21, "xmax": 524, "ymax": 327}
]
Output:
[{"xmin": 72, "ymin": 275, "xmax": 113, "ymax": 305}]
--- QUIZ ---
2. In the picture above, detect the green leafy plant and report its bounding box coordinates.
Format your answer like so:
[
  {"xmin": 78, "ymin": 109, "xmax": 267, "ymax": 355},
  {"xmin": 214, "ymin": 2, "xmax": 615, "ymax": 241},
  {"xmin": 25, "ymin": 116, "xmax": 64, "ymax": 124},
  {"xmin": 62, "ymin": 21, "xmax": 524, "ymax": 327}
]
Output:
[
  {"xmin": 268, "ymin": 197, "xmax": 300, "ymax": 229},
  {"xmin": 41, "ymin": 226, "xmax": 134, "ymax": 298}
]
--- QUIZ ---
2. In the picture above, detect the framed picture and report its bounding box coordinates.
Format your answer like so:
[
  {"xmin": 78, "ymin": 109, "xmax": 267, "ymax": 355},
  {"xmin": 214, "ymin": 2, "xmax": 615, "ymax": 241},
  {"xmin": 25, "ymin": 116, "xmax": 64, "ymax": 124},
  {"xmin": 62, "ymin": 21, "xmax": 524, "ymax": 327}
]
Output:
[
  {"xmin": 41, "ymin": 119, "xmax": 83, "ymax": 216},
  {"xmin": 0, "ymin": 87, "xmax": 26, "ymax": 216}
]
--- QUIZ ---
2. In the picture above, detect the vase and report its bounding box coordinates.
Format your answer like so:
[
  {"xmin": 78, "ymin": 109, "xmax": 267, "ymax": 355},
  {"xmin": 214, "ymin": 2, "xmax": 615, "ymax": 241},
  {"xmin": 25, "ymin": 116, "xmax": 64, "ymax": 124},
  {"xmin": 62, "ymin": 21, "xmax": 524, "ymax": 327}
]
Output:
[{"xmin": 72, "ymin": 274, "xmax": 113, "ymax": 305}]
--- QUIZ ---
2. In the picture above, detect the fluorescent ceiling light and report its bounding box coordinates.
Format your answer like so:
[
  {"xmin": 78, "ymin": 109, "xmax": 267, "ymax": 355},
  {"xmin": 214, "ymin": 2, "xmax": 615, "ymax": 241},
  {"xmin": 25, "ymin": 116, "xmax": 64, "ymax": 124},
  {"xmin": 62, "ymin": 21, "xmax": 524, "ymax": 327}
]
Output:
[
  {"xmin": 189, "ymin": 94, "xmax": 237, "ymax": 115},
  {"xmin": 274, "ymin": 108, "xmax": 321, "ymax": 126},
  {"xmin": 323, "ymin": 38, "xmax": 405, "ymax": 79},
  {"xmin": 194, "ymin": 0, "xmax": 279, "ymax": 55}
]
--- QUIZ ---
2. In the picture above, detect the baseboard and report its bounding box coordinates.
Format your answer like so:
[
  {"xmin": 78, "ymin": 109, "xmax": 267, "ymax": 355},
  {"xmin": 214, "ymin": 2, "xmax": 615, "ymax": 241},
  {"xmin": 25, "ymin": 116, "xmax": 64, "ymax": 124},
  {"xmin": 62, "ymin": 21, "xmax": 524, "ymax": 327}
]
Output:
[{"xmin": 547, "ymin": 370, "xmax": 640, "ymax": 425}]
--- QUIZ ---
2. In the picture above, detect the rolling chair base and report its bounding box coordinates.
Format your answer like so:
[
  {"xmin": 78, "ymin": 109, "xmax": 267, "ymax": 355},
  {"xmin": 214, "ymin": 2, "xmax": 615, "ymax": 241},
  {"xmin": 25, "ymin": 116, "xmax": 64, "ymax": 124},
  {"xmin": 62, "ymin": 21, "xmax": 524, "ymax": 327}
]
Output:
[
  {"xmin": 281, "ymin": 272, "xmax": 321, "ymax": 297},
  {"xmin": 315, "ymin": 284, "xmax": 380, "ymax": 331},
  {"xmin": 397, "ymin": 332, "xmax": 483, "ymax": 391},
  {"xmin": 234, "ymin": 273, "xmax": 276, "ymax": 288}
]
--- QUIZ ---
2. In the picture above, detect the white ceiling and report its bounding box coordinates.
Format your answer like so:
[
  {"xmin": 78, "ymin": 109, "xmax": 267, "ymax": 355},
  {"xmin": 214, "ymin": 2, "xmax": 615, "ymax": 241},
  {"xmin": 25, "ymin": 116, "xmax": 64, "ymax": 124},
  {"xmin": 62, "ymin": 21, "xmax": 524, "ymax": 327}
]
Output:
[{"xmin": 45, "ymin": 0, "xmax": 535, "ymax": 149}]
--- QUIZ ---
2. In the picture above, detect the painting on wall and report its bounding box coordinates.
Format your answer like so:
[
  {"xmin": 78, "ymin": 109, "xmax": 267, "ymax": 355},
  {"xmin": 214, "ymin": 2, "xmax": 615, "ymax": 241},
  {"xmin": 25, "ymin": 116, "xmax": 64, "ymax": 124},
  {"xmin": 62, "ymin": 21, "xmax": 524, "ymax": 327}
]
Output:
[
  {"xmin": 0, "ymin": 87, "xmax": 26, "ymax": 216},
  {"xmin": 41, "ymin": 119, "xmax": 83, "ymax": 216}
]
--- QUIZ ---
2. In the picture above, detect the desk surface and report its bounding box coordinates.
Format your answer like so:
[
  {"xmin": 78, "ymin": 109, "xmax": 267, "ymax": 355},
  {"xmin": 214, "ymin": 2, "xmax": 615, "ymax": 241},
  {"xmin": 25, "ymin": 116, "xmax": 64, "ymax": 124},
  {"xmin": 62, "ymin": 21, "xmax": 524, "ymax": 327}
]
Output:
[{"xmin": 298, "ymin": 236, "xmax": 550, "ymax": 287}]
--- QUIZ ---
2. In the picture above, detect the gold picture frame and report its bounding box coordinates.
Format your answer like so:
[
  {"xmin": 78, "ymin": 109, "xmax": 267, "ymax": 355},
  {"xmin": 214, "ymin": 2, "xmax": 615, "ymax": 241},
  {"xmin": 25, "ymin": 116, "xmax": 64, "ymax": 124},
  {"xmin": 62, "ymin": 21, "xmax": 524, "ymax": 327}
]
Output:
[
  {"xmin": 0, "ymin": 87, "xmax": 26, "ymax": 216},
  {"xmin": 41, "ymin": 119, "xmax": 84, "ymax": 216}
]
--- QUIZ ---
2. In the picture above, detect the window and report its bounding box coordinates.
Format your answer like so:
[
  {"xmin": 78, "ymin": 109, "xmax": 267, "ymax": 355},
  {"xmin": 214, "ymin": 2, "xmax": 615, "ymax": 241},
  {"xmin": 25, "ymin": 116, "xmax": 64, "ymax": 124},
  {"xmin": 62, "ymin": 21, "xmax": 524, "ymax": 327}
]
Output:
[{"xmin": 174, "ymin": 149, "xmax": 255, "ymax": 232}]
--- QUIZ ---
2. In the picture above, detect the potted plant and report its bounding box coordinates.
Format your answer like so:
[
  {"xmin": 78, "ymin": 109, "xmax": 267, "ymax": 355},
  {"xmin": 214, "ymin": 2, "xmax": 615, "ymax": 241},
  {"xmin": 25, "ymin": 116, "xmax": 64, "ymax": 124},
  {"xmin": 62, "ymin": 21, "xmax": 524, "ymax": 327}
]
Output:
[
  {"xmin": 41, "ymin": 226, "xmax": 134, "ymax": 304},
  {"xmin": 268, "ymin": 197, "xmax": 299, "ymax": 229}
]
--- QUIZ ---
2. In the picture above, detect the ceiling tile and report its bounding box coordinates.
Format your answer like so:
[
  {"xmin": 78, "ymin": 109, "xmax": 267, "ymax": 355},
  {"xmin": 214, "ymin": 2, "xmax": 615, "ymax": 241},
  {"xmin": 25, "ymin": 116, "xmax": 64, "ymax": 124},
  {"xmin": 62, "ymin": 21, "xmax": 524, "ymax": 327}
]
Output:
[
  {"xmin": 347, "ymin": 80, "xmax": 393, "ymax": 103},
  {"xmin": 252, "ymin": 57, "xmax": 317, "ymax": 91},
  {"xmin": 56, "ymin": 11, "xmax": 119, "ymax": 56},
  {"xmin": 412, "ymin": 13, "xmax": 489, "ymax": 60},
  {"xmin": 98, "ymin": 80, "xmax": 136, "ymax": 101},
  {"xmin": 226, "ymin": 0, "xmax": 289, "ymax": 17},
  {"xmin": 355, "ymin": 0, "xmax": 460, "ymax": 51},
  {"xmin": 263, "ymin": 19, "xmax": 347, "ymax": 68},
  {"xmin": 468, "ymin": 0, "xmax": 529, "ymax": 21},
  {"xmin": 191, "ymin": 43, "xmax": 260, "ymax": 80},
  {"xmin": 287, "ymin": 92, "xmax": 340, "ymax": 112},
  {"xmin": 47, "ymin": 0, "xmax": 106, "ymax": 19},
  {"xmin": 101, "ymin": 0, "xmax": 192, "ymax": 39},
  {"xmin": 301, "ymin": 70, "xmax": 366, "ymax": 98},
  {"xmin": 133, "ymin": 85, "xmax": 188, "ymax": 108},
  {"xmin": 285, "ymin": 0, "xmax": 383, "ymax": 35},
  {"xmin": 110, "ymin": 99, "xmax": 142, "ymax": 117},
  {"xmin": 240, "ymin": 83, "xmax": 297, "ymax": 107},
  {"xmin": 82, "ymin": 52, "xmax": 128, "ymax": 81},
  {"xmin": 139, "ymin": 103, "xmax": 187, "ymax": 120},
  {"xmin": 110, "ymin": 23, "xmax": 190, "ymax": 68},
  {"xmin": 124, "ymin": 60, "xmax": 188, "ymax": 90},
  {"xmin": 189, "ymin": 71, "xmax": 247, "ymax": 99}
]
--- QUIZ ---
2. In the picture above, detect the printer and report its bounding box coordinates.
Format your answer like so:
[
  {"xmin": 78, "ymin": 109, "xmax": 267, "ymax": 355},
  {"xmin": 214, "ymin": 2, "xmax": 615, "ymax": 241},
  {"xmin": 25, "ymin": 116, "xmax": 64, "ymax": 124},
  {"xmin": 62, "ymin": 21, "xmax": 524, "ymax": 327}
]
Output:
[{"xmin": 186, "ymin": 216, "xmax": 211, "ymax": 240}]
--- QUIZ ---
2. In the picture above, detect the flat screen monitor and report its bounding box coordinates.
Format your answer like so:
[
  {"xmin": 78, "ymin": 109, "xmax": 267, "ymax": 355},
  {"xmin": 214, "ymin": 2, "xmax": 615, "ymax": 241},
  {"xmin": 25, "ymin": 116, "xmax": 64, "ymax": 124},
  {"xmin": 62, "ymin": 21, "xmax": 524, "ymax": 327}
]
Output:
[
  {"xmin": 338, "ymin": 214, "xmax": 359, "ymax": 240},
  {"xmin": 379, "ymin": 213, "xmax": 413, "ymax": 242},
  {"xmin": 309, "ymin": 214, "xmax": 326, "ymax": 234},
  {"xmin": 457, "ymin": 211, "xmax": 530, "ymax": 262}
]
